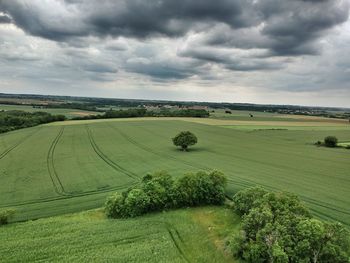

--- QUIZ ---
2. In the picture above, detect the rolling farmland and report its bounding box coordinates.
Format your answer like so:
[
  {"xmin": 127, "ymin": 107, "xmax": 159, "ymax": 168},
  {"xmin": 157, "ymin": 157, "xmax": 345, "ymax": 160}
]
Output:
[
  {"xmin": 0, "ymin": 207, "xmax": 239, "ymax": 263},
  {"xmin": 0, "ymin": 116, "xmax": 349, "ymax": 225},
  {"xmin": 0, "ymin": 104, "xmax": 100, "ymax": 119}
]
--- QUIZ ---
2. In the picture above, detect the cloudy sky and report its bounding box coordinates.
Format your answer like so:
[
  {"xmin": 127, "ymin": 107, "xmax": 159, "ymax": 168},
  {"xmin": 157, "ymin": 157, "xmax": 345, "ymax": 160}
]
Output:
[{"xmin": 0, "ymin": 0, "xmax": 349, "ymax": 107}]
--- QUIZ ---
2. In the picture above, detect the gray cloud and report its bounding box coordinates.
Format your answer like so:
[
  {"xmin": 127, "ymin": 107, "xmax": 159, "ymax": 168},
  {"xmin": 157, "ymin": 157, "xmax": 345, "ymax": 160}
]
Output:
[
  {"xmin": 1, "ymin": 0, "xmax": 348, "ymax": 57},
  {"xmin": 0, "ymin": 0, "xmax": 350, "ymax": 107},
  {"xmin": 0, "ymin": 13, "xmax": 12, "ymax": 23}
]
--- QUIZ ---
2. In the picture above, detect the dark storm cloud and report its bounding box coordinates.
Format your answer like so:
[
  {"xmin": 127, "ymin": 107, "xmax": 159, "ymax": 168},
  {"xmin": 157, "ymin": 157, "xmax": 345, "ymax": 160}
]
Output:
[
  {"xmin": 178, "ymin": 46, "xmax": 285, "ymax": 71},
  {"xmin": 257, "ymin": 0, "xmax": 350, "ymax": 55},
  {"xmin": 0, "ymin": 0, "xmax": 349, "ymax": 62},
  {"xmin": 0, "ymin": 0, "xmax": 256, "ymax": 40},
  {"xmin": 124, "ymin": 57, "xmax": 204, "ymax": 79},
  {"xmin": 0, "ymin": 0, "xmax": 349, "ymax": 90},
  {"xmin": 0, "ymin": 13, "xmax": 12, "ymax": 24}
]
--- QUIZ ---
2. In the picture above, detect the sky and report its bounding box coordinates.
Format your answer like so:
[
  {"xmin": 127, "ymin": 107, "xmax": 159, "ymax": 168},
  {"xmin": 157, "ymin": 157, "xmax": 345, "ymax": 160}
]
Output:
[{"xmin": 0, "ymin": 0, "xmax": 350, "ymax": 108}]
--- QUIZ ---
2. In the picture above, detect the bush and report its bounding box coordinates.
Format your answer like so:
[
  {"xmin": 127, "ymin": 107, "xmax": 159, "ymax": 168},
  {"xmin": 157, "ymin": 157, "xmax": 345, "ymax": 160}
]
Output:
[
  {"xmin": 0, "ymin": 209, "xmax": 15, "ymax": 225},
  {"xmin": 174, "ymin": 170, "xmax": 227, "ymax": 206},
  {"xmin": 105, "ymin": 170, "xmax": 227, "ymax": 218},
  {"xmin": 324, "ymin": 136, "xmax": 338, "ymax": 147},
  {"xmin": 123, "ymin": 189, "xmax": 150, "ymax": 217},
  {"xmin": 231, "ymin": 186, "xmax": 268, "ymax": 216},
  {"xmin": 315, "ymin": 140, "xmax": 322, "ymax": 146}
]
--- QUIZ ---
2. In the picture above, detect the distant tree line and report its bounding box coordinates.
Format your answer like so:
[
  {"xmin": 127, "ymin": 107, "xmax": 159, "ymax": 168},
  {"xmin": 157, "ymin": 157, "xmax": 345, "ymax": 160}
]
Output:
[
  {"xmin": 105, "ymin": 170, "xmax": 226, "ymax": 218},
  {"xmin": 229, "ymin": 187, "xmax": 350, "ymax": 263},
  {"xmin": 2, "ymin": 93, "xmax": 349, "ymax": 120},
  {"xmin": 72, "ymin": 108, "xmax": 209, "ymax": 120},
  {"xmin": 42, "ymin": 103, "xmax": 102, "ymax": 112},
  {"xmin": 0, "ymin": 110, "xmax": 66, "ymax": 133}
]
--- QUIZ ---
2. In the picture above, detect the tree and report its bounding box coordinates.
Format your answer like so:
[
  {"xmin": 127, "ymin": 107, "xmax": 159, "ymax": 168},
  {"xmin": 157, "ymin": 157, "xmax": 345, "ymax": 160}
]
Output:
[
  {"xmin": 172, "ymin": 131, "xmax": 197, "ymax": 151},
  {"xmin": 324, "ymin": 136, "xmax": 338, "ymax": 147}
]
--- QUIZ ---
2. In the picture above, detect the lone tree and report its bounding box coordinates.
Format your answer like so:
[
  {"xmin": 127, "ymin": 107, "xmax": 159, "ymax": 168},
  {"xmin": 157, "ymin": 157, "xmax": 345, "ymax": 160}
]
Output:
[
  {"xmin": 324, "ymin": 136, "xmax": 338, "ymax": 147},
  {"xmin": 172, "ymin": 131, "xmax": 197, "ymax": 151}
]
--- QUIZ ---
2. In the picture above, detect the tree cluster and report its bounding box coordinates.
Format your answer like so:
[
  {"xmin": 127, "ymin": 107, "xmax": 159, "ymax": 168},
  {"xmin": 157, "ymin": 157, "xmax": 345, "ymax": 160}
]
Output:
[
  {"xmin": 230, "ymin": 187, "xmax": 350, "ymax": 263},
  {"xmin": 72, "ymin": 108, "xmax": 209, "ymax": 120},
  {"xmin": 0, "ymin": 110, "xmax": 66, "ymax": 133},
  {"xmin": 105, "ymin": 170, "xmax": 227, "ymax": 218}
]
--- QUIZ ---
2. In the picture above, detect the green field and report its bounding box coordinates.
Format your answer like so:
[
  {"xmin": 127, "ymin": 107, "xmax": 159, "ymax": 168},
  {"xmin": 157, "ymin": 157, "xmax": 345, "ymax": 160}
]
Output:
[
  {"xmin": 0, "ymin": 206, "xmax": 239, "ymax": 262},
  {"xmin": 0, "ymin": 115, "xmax": 349, "ymax": 226},
  {"xmin": 338, "ymin": 141, "xmax": 350, "ymax": 147},
  {"xmin": 0, "ymin": 104, "xmax": 100, "ymax": 119}
]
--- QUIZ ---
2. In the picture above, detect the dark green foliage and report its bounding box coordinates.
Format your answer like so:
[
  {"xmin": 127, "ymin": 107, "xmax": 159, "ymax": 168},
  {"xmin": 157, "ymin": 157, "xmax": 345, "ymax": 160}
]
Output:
[
  {"xmin": 105, "ymin": 170, "xmax": 227, "ymax": 218},
  {"xmin": 172, "ymin": 131, "xmax": 198, "ymax": 151},
  {"xmin": 104, "ymin": 108, "xmax": 147, "ymax": 118},
  {"xmin": 174, "ymin": 171, "xmax": 227, "ymax": 206},
  {"xmin": 230, "ymin": 187, "xmax": 350, "ymax": 263},
  {"xmin": 315, "ymin": 140, "xmax": 322, "ymax": 146},
  {"xmin": 72, "ymin": 108, "xmax": 209, "ymax": 120},
  {"xmin": 0, "ymin": 209, "xmax": 15, "ymax": 225},
  {"xmin": 324, "ymin": 136, "xmax": 338, "ymax": 147},
  {"xmin": 231, "ymin": 186, "xmax": 268, "ymax": 216},
  {"xmin": 141, "ymin": 171, "xmax": 175, "ymax": 210},
  {"xmin": 0, "ymin": 110, "xmax": 66, "ymax": 133}
]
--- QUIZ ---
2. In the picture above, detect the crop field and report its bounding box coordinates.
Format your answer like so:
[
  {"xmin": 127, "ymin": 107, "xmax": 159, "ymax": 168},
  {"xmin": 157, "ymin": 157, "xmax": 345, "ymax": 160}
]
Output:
[
  {"xmin": 0, "ymin": 207, "xmax": 238, "ymax": 263},
  {"xmin": 0, "ymin": 104, "xmax": 100, "ymax": 119},
  {"xmin": 338, "ymin": 141, "xmax": 350, "ymax": 147},
  {"xmin": 0, "ymin": 115, "xmax": 349, "ymax": 226}
]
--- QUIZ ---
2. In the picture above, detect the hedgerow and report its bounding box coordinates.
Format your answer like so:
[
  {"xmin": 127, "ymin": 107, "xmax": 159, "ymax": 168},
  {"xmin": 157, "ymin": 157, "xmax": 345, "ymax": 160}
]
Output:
[{"xmin": 105, "ymin": 170, "xmax": 227, "ymax": 218}]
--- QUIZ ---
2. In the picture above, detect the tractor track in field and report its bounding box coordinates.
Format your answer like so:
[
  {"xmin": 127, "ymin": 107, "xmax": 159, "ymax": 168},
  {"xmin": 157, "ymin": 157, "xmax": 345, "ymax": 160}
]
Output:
[
  {"xmin": 47, "ymin": 127, "xmax": 69, "ymax": 196},
  {"xmin": 108, "ymin": 124, "xmax": 208, "ymax": 171},
  {"xmin": 167, "ymin": 227, "xmax": 190, "ymax": 263},
  {"xmin": 0, "ymin": 182, "xmax": 138, "ymax": 209},
  {"xmin": 1, "ymin": 126, "xmax": 141, "ymax": 208},
  {"xmin": 0, "ymin": 128, "xmax": 40, "ymax": 161},
  {"xmin": 110, "ymin": 124, "xmax": 350, "ymax": 220},
  {"xmin": 85, "ymin": 125, "xmax": 139, "ymax": 181},
  {"xmin": 149, "ymin": 221, "xmax": 190, "ymax": 263}
]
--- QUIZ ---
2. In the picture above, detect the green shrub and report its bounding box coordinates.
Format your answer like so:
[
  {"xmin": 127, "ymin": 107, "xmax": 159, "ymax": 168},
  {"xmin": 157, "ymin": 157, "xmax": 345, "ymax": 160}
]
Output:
[
  {"xmin": 142, "ymin": 171, "xmax": 175, "ymax": 210},
  {"xmin": 315, "ymin": 140, "xmax": 322, "ymax": 146},
  {"xmin": 0, "ymin": 209, "xmax": 15, "ymax": 225},
  {"xmin": 105, "ymin": 193, "xmax": 126, "ymax": 218},
  {"xmin": 232, "ymin": 187, "xmax": 268, "ymax": 216},
  {"xmin": 105, "ymin": 170, "xmax": 227, "ymax": 218},
  {"xmin": 324, "ymin": 136, "xmax": 338, "ymax": 147},
  {"xmin": 174, "ymin": 170, "xmax": 227, "ymax": 206},
  {"xmin": 123, "ymin": 189, "xmax": 150, "ymax": 217}
]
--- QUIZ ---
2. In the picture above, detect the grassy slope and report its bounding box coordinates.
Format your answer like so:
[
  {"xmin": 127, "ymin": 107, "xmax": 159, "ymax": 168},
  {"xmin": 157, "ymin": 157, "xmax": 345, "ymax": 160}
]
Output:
[
  {"xmin": 0, "ymin": 207, "xmax": 239, "ymax": 263},
  {"xmin": 0, "ymin": 115, "xmax": 349, "ymax": 225},
  {"xmin": 0, "ymin": 104, "xmax": 100, "ymax": 119}
]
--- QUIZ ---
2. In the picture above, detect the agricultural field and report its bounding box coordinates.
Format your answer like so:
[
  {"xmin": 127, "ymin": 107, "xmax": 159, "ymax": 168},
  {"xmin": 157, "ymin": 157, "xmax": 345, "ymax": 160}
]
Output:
[
  {"xmin": 0, "ymin": 104, "xmax": 100, "ymax": 119},
  {"xmin": 0, "ymin": 206, "xmax": 239, "ymax": 262},
  {"xmin": 0, "ymin": 113, "xmax": 349, "ymax": 226}
]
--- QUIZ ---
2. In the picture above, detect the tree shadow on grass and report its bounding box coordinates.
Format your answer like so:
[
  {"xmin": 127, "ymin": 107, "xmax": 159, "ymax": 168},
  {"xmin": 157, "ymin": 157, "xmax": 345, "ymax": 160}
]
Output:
[{"xmin": 170, "ymin": 146, "xmax": 208, "ymax": 153}]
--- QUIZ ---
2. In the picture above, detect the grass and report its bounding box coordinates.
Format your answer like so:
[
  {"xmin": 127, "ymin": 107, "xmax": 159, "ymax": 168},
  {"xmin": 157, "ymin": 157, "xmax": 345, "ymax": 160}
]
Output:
[
  {"xmin": 338, "ymin": 141, "xmax": 350, "ymax": 148},
  {"xmin": 0, "ymin": 114, "xmax": 349, "ymax": 227},
  {"xmin": 0, "ymin": 104, "xmax": 100, "ymax": 119},
  {"xmin": 0, "ymin": 206, "xmax": 238, "ymax": 263}
]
